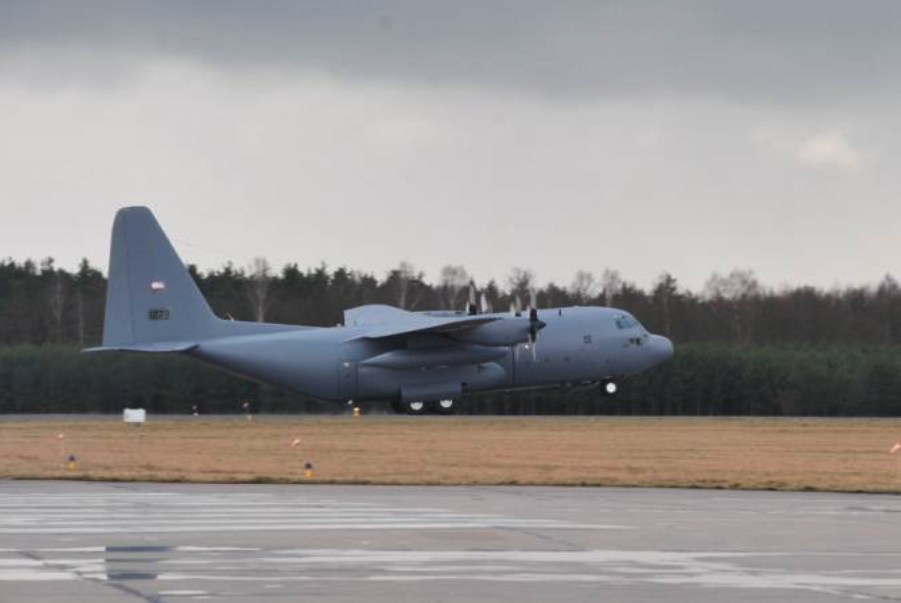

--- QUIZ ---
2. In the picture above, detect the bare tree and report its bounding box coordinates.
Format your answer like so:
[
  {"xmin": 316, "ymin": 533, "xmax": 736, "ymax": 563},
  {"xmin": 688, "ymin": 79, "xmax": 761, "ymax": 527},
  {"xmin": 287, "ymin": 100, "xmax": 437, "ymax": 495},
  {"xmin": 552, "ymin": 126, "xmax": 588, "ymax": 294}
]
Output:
[
  {"xmin": 74, "ymin": 258, "xmax": 94, "ymax": 346},
  {"xmin": 48, "ymin": 271, "xmax": 67, "ymax": 343},
  {"xmin": 390, "ymin": 261, "xmax": 422, "ymax": 309},
  {"xmin": 246, "ymin": 257, "xmax": 272, "ymax": 322},
  {"xmin": 703, "ymin": 269, "xmax": 762, "ymax": 342},
  {"xmin": 570, "ymin": 270, "xmax": 597, "ymax": 304},
  {"xmin": 438, "ymin": 265, "xmax": 470, "ymax": 310},
  {"xmin": 652, "ymin": 272, "xmax": 679, "ymax": 337},
  {"xmin": 874, "ymin": 273, "xmax": 900, "ymax": 343},
  {"xmin": 600, "ymin": 268, "xmax": 623, "ymax": 307},
  {"xmin": 40, "ymin": 258, "xmax": 67, "ymax": 343},
  {"xmin": 703, "ymin": 269, "xmax": 762, "ymax": 300},
  {"xmin": 75, "ymin": 287, "xmax": 84, "ymax": 346},
  {"xmin": 507, "ymin": 268, "xmax": 535, "ymax": 306}
]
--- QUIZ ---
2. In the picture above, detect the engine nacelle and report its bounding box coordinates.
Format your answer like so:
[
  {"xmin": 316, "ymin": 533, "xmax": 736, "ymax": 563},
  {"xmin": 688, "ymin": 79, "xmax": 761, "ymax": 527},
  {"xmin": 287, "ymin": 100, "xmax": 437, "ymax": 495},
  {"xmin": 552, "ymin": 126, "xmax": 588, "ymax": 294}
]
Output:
[
  {"xmin": 361, "ymin": 344, "xmax": 507, "ymax": 370},
  {"xmin": 448, "ymin": 318, "xmax": 532, "ymax": 347}
]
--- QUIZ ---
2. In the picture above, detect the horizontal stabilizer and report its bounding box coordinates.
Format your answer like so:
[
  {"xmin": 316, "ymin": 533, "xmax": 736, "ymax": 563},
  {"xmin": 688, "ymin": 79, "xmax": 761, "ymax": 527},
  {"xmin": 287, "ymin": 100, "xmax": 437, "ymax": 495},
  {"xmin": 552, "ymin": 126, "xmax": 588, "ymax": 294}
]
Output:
[{"xmin": 83, "ymin": 342, "xmax": 199, "ymax": 354}]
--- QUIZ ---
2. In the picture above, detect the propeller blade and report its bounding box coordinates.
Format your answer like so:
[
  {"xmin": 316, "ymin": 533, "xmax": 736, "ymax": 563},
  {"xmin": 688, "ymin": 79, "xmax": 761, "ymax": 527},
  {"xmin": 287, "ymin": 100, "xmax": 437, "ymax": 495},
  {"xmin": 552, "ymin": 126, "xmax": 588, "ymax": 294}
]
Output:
[
  {"xmin": 480, "ymin": 292, "xmax": 490, "ymax": 314},
  {"xmin": 526, "ymin": 294, "xmax": 546, "ymax": 361},
  {"xmin": 527, "ymin": 319, "xmax": 546, "ymax": 343},
  {"xmin": 526, "ymin": 287, "xmax": 544, "ymax": 343},
  {"xmin": 467, "ymin": 280, "xmax": 478, "ymax": 315}
]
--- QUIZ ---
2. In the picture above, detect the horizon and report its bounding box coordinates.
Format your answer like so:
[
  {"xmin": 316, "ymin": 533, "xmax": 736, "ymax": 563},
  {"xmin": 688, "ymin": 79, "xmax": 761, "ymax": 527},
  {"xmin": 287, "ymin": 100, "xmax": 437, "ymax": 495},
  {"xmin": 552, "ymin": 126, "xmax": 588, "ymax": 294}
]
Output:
[{"xmin": 3, "ymin": 252, "xmax": 899, "ymax": 297}]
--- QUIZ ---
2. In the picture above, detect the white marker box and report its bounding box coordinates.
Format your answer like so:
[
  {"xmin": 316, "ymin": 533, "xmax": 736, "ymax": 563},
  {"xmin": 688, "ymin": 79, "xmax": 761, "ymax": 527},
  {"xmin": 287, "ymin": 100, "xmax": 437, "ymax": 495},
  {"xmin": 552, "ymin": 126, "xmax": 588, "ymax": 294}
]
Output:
[{"xmin": 123, "ymin": 408, "xmax": 147, "ymax": 424}]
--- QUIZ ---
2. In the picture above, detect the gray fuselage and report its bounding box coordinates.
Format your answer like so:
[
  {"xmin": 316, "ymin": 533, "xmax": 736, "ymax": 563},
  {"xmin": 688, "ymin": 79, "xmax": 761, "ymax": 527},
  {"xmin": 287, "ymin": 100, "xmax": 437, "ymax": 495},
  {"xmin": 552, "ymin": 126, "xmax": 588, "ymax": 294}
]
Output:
[{"xmin": 191, "ymin": 306, "xmax": 673, "ymax": 404}]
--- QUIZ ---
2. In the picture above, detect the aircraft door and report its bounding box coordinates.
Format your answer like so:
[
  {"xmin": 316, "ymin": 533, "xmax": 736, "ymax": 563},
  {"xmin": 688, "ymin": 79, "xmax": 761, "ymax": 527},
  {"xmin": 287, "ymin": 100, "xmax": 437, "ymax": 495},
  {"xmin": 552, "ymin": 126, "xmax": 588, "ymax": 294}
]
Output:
[{"xmin": 338, "ymin": 360, "xmax": 358, "ymax": 401}]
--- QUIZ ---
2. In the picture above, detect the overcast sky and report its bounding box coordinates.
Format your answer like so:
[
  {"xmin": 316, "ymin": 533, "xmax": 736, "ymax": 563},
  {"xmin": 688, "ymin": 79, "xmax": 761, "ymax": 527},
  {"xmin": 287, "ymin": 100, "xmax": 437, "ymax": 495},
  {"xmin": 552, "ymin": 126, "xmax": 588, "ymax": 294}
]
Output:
[{"xmin": 1, "ymin": 1, "xmax": 900, "ymax": 291}]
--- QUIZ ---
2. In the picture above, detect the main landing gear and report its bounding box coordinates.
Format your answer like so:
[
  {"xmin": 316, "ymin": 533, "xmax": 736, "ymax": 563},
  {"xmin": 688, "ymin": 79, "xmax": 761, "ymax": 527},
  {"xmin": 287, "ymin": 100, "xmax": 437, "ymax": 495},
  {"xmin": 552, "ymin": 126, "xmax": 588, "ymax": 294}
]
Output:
[
  {"xmin": 391, "ymin": 399, "xmax": 458, "ymax": 415},
  {"xmin": 433, "ymin": 399, "xmax": 456, "ymax": 415}
]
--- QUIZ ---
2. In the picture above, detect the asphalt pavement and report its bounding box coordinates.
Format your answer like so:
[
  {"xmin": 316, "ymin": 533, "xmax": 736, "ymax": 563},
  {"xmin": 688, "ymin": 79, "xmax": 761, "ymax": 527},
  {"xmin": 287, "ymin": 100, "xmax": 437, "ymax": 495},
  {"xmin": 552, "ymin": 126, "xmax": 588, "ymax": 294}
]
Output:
[{"xmin": 1, "ymin": 481, "xmax": 899, "ymax": 602}]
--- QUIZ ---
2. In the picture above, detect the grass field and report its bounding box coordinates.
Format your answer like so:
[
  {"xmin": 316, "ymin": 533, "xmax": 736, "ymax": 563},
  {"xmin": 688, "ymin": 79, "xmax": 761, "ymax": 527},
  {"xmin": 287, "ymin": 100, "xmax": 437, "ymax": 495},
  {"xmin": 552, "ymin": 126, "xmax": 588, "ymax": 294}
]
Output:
[{"xmin": 2, "ymin": 416, "xmax": 901, "ymax": 493}]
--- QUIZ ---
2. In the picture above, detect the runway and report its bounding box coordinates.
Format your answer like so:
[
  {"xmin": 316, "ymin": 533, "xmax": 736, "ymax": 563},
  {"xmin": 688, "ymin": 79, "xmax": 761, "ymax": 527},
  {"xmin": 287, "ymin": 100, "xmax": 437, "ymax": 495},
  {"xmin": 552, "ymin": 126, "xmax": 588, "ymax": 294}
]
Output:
[{"xmin": 0, "ymin": 481, "xmax": 899, "ymax": 602}]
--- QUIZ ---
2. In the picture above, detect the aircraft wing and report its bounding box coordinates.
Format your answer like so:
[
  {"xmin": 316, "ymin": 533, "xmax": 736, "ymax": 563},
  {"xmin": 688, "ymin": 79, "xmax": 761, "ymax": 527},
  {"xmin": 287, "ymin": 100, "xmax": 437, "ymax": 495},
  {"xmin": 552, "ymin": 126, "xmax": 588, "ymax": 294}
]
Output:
[{"xmin": 344, "ymin": 304, "xmax": 498, "ymax": 340}]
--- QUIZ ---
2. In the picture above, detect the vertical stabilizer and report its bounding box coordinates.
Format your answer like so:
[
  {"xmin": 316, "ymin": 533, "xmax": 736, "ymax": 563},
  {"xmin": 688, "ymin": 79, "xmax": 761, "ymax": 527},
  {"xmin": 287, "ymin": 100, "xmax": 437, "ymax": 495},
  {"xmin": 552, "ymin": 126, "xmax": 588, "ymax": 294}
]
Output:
[{"xmin": 102, "ymin": 207, "xmax": 219, "ymax": 346}]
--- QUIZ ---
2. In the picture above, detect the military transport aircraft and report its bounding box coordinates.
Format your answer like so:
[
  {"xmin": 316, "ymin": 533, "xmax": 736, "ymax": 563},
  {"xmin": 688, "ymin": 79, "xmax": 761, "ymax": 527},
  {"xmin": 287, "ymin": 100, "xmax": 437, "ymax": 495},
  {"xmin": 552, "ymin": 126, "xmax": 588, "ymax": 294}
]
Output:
[{"xmin": 86, "ymin": 207, "xmax": 673, "ymax": 414}]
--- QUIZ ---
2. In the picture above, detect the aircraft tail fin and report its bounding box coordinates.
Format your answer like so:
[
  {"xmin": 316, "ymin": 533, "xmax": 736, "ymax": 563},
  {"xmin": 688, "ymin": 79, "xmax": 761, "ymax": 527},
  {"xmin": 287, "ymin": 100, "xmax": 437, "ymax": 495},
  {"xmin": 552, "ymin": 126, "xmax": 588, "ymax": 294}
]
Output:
[{"xmin": 101, "ymin": 206, "xmax": 223, "ymax": 347}]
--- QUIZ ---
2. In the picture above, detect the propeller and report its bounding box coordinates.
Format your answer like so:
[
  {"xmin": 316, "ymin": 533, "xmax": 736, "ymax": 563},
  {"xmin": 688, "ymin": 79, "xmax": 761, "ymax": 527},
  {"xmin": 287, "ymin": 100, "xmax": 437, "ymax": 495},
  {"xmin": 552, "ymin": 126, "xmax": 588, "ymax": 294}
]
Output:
[
  {"xmin": 466, "ymin": 281, "xmax": 495, "ymax": 315},
  {"xmin": 510, "ymin": 289, "xmax": 546, "ymax": 362},
  {"xmin": 467, "ymin": 280, "xmax": 478, "ymax": 315},
  {"xmin": 510, "ymin": 296, "xmax": 523, "ymax": 317},
  {"xmin": 526, "ymin": 289, "xmax": 546, "ymax": 361},
  {"xmin": 480, "ymin": 292, "xmax": 492, "ymax": 314}
]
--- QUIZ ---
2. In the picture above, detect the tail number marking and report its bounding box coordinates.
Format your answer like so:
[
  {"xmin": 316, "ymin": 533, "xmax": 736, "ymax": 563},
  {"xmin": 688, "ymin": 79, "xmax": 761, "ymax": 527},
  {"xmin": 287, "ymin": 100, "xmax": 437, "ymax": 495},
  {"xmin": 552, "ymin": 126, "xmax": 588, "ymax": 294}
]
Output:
[{"xmin": 148, "ymin": 309, "xmax": 170, "ymax": 321}]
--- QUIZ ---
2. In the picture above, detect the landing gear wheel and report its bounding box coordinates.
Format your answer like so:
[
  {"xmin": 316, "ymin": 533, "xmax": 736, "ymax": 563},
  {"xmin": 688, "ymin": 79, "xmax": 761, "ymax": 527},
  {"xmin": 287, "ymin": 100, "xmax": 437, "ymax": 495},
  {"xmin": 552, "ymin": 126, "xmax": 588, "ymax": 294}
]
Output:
[
  {"xmin": 402, "ymin": 400, "xmax": 429, "ymax": 415},
  {"xmin": 600, "ymin": 379, "xmax": 618, "ymax": 397},
  {"xmin": 434, "ymin": 399, "xmax": 456, "ymax": 415}
]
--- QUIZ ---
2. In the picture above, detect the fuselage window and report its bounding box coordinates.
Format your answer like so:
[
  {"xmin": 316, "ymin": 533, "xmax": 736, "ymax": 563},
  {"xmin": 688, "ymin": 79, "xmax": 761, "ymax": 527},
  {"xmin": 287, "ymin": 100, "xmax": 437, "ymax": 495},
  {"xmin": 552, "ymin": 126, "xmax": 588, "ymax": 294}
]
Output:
[{"xmin": 615, "ymin": 315, "xmax": 639, "ymax": 330}]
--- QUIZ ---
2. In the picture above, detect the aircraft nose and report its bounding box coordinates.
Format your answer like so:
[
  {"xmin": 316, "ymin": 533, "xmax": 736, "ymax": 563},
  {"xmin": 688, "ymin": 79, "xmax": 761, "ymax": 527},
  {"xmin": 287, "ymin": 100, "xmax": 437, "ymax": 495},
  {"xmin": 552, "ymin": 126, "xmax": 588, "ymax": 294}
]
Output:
[{"xmin": 648, "ymin": 335, "xmax": 674, "ymax": 364}]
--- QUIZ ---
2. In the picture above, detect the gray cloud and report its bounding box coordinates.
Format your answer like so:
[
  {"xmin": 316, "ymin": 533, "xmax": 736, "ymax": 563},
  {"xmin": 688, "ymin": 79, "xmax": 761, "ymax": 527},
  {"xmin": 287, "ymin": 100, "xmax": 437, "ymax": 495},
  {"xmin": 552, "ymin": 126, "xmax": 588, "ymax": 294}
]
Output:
[
  {"xmin": 2, "ymin": 1, "xmax": 901, "ymax": 290},
  {"xmin": 2, "ymin": 1, "xmax": 901, "ymax": 105}
]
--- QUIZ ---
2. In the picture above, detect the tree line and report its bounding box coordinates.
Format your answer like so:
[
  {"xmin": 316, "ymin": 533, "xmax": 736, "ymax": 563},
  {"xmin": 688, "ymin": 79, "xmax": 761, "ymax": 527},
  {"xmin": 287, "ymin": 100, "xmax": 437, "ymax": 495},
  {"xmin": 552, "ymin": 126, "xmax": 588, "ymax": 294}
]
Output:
[
  {"xmin": 2, "ymin": 257, "xmax": 901, "ymax": 415},
  {"xmin": 3, "ymin": 257, "xmax": 901, "ymax": 347}
]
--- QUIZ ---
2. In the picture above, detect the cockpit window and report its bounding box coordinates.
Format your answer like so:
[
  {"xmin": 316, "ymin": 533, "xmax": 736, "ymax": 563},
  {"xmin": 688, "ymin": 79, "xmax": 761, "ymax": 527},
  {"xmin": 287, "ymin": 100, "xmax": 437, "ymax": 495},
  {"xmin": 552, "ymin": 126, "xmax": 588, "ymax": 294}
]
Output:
[{"xmin": 615, "ymin": 315, "xmax": 639, "ymax": 330}]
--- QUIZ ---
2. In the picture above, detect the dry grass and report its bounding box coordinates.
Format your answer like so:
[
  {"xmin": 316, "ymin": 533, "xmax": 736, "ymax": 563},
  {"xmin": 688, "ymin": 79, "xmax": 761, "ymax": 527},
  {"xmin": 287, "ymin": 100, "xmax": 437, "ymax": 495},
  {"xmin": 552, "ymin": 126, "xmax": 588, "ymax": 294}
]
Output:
[{"xmin": 2, "ymin": 416, "xmax": 901, "ymax": 493}]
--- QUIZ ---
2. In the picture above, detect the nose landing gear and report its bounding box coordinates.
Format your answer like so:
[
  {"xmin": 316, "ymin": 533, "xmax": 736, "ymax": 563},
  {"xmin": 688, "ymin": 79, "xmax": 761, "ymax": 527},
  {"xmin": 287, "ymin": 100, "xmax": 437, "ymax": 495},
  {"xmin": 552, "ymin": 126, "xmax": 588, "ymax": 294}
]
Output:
[{"xmin": 600, "ymin": 379, "xmax": 618, "ymax": 396}]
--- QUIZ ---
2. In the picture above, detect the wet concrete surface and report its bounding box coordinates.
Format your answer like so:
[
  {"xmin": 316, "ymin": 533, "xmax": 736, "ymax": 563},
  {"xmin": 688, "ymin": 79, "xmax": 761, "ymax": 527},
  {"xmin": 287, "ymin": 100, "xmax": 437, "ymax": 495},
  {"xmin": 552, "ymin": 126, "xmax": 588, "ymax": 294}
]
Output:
[{"xmin": 0, "ymin": 480, "xmax": 899, "ymax": 602}]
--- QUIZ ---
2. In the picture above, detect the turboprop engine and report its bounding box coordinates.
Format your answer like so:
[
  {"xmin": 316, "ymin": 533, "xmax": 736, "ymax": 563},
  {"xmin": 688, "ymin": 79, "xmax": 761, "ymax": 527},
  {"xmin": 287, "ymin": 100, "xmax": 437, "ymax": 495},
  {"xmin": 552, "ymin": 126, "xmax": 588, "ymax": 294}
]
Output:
[
  {"xmin": 452, "ymin": 284, "xmax": 546, "ymax": 348},
  {"xmin": 449, "ymin": 314, "xmax": 545, "ymax": 347}
]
